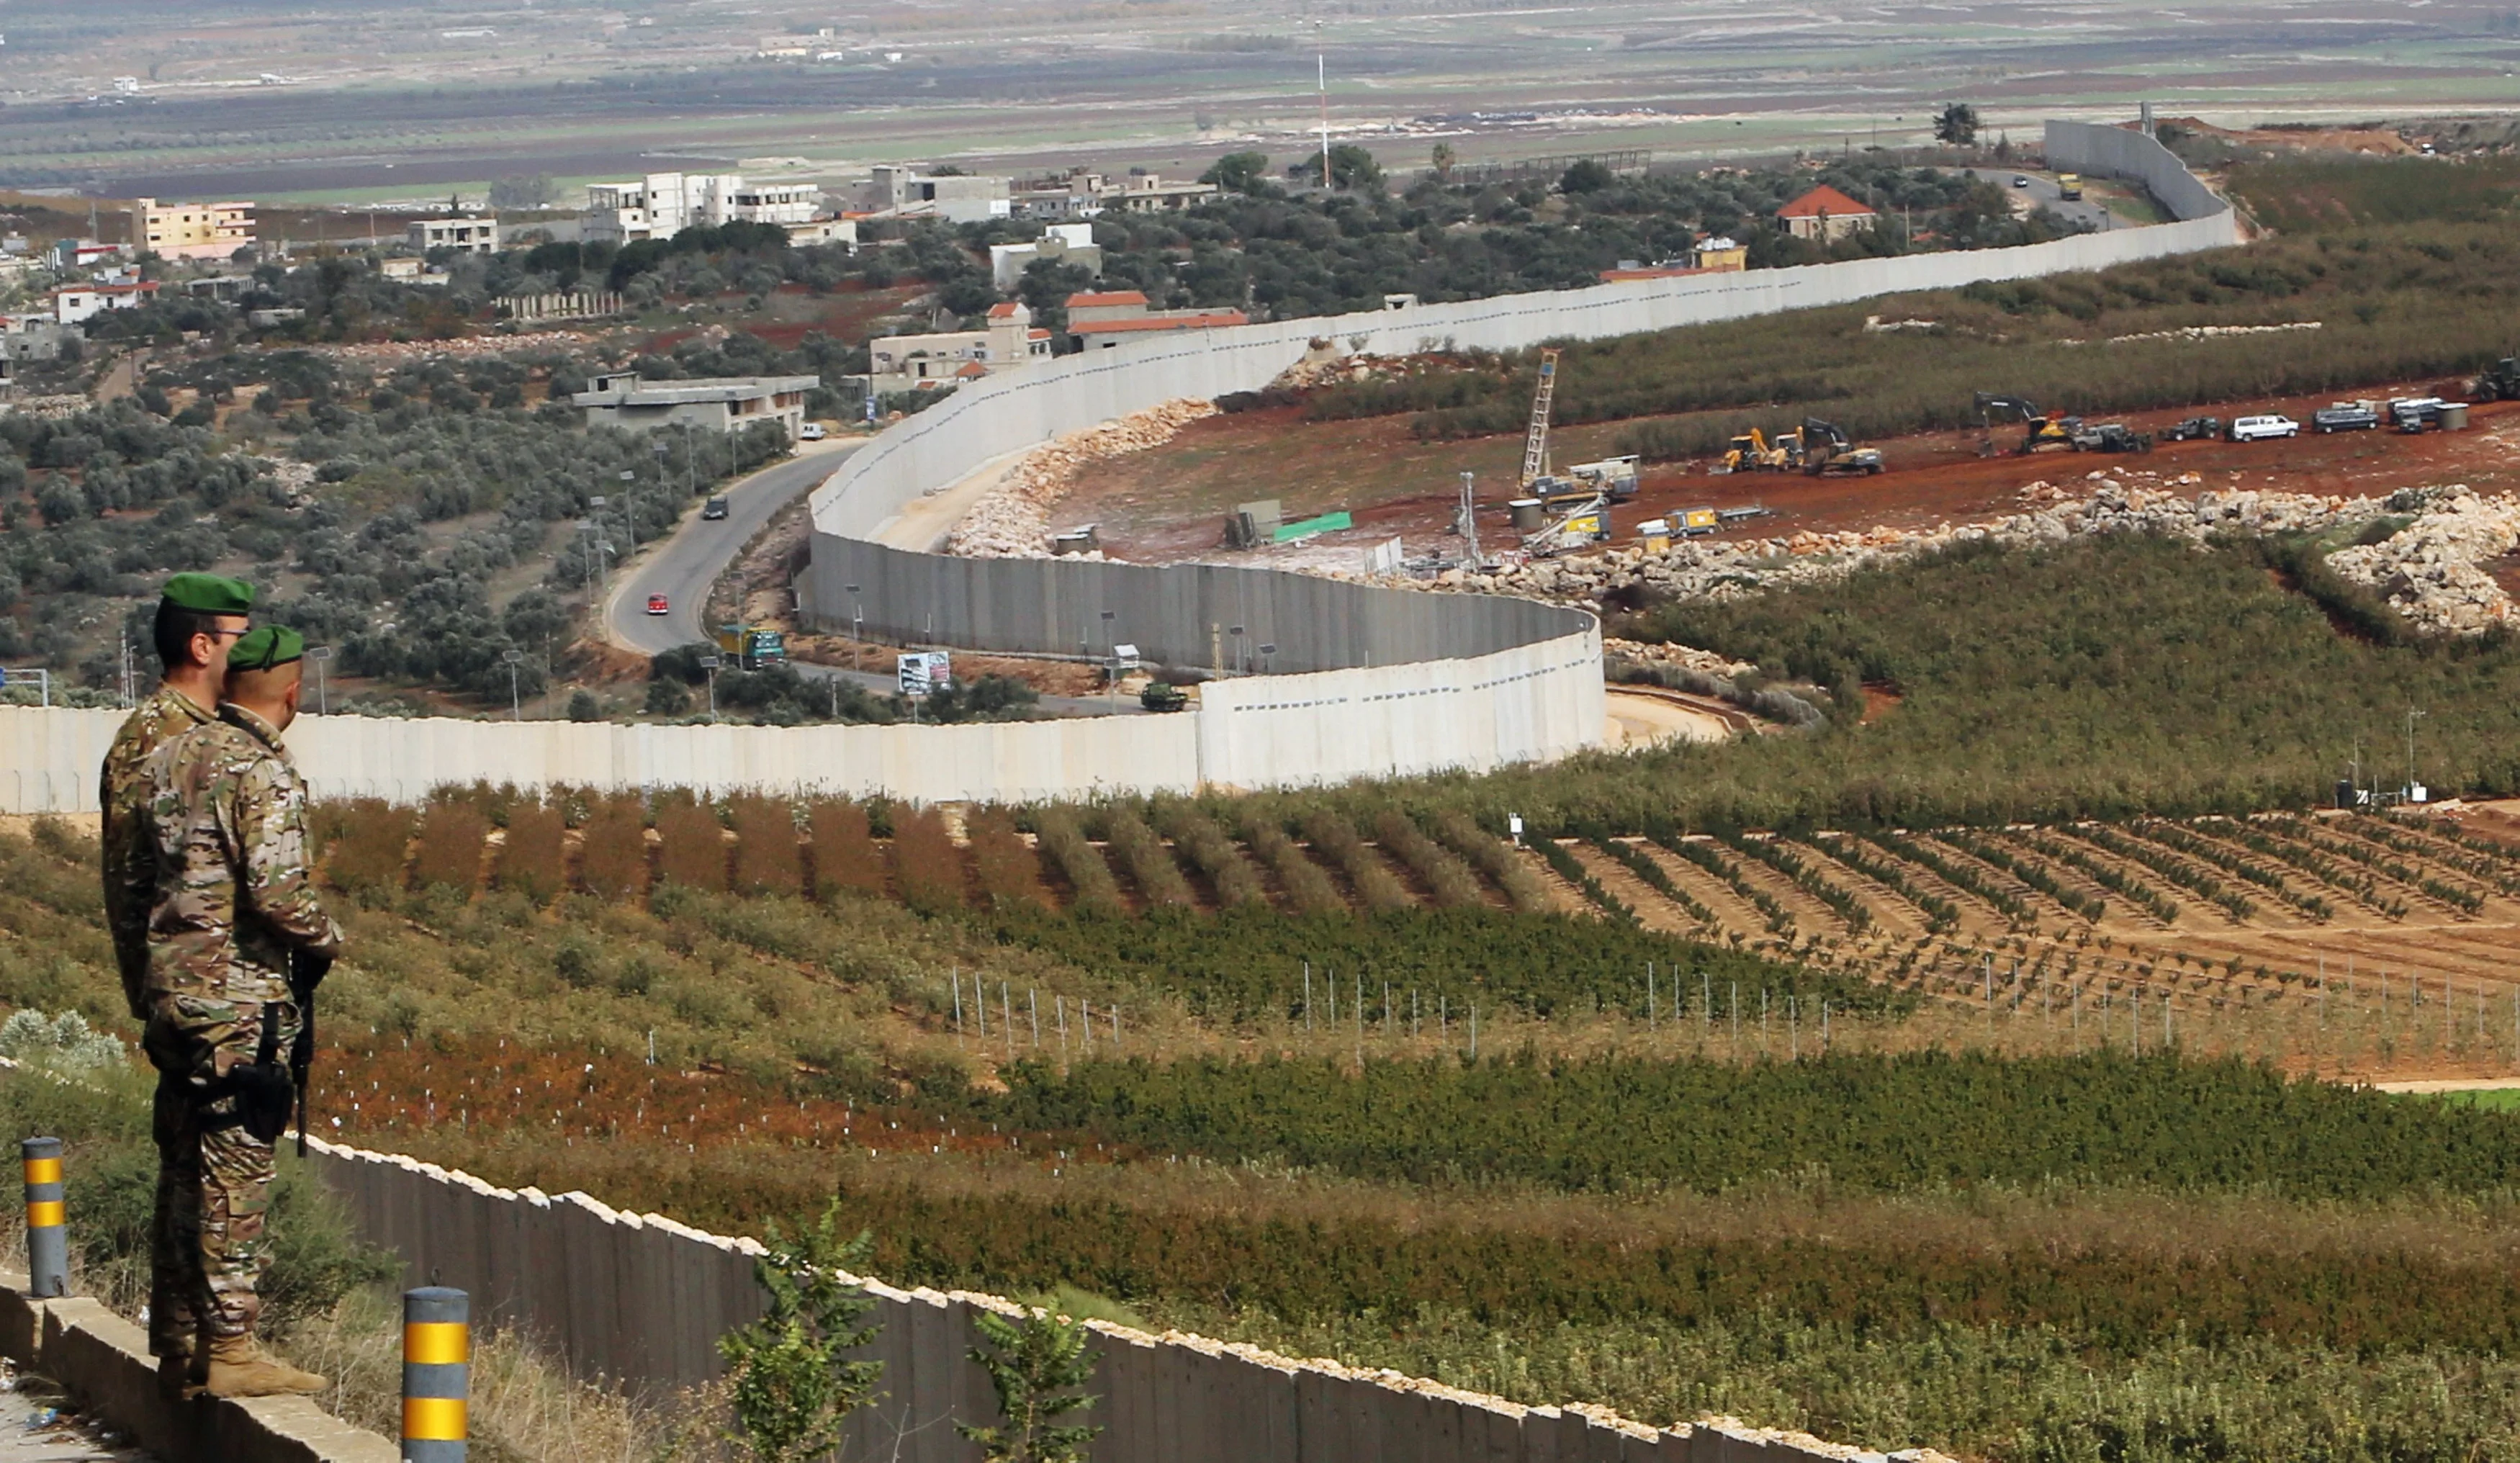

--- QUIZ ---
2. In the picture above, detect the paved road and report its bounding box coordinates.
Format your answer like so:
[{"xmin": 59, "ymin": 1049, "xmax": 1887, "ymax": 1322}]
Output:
[
  {"xmin": 606, "ymin": 441, "xmax": 858, "ymax": 657},
  {"xmin": 601, "ymin": 437, "xmax": 1146, "ymax": 717},
  {"xmin": 1961, "ymin": 168, "xmax": 2118, "ymax": 233}
]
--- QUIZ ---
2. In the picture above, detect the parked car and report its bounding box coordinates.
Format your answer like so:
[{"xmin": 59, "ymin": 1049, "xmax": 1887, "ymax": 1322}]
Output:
[
  {"xmin": 701, "ymin": 496, "xmax": 730, "ymax": 520},
  {"xmin": 2228, "ymin": 414, "xmax": 2300, "ymax": 442},
  {"xmin": 646, "ymin": 593, "xmax": 670, "ymax": 616},
  {"xmin": 2312, "ymin": 403, "xmax": 2380, "ymax": 434},
  {"xmin": 2163, "ymin": 416, "xmax": 2223, "ymax": 442},
  {"xmin": 798, "ymin": 423, "xmax": 827, "ymax": 441}
]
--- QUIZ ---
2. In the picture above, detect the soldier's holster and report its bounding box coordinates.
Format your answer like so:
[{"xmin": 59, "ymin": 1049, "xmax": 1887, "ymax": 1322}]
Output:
[{"xmin": 202, "ymin": 1002, "xmax": 294, "ymax": 1146}]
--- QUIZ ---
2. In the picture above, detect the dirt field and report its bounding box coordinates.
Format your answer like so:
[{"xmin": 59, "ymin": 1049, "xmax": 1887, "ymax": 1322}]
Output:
[{"xmin": 1066, "ymin": 392, "xmax": 2520, "ymax": 568}]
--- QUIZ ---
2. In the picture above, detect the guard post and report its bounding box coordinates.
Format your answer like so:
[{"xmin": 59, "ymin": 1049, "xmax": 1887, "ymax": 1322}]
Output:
[
  {"xmin": 401, "ymin": 1287, "xmax": 469, "ymax": 1462},
  {"xmin": 21, "ymin": 1137, "xmax": 63, "ymax": 1297}
]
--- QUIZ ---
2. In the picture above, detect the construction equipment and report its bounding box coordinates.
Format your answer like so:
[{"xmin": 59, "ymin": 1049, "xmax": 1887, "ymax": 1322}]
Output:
[
  {"xmin": 1518, "ymin": 347, "xmax": 1561, "ymax": 490},
  {"xmin": 1562, "ymin": 454, "xmax": 1640, "ymax": 502},
  {"xmin": 1974, "ymin": 392, "xmax": 2077, "ymax": 454},
  {"xmin": 2470, "ymin": 354, "xmax": 2520, "ymax": 402},
  {"xmin": 1519, "ymin": 492, "xmax": 1611, "ymax": 557},
  {"xmin": 2069, "ymin": 422, "xmax": 2152, "ymax": 453},
  {"xmin": 1798, "ymin": 418, "xmax": 1885, "ymax": 475},
  {"xmin": 1716, "ymin": 428, "xmax": 1794, "ymax": 473}
]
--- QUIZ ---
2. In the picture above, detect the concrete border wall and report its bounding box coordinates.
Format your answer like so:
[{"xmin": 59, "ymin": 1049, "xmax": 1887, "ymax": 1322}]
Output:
[
  {"xmin": 787, "ymin": 124, "xmax": 2239, "ymax": 801},
  {"xmin": 305, "ymin": 1138, "xmax": 1914, "ymax": 1463}
]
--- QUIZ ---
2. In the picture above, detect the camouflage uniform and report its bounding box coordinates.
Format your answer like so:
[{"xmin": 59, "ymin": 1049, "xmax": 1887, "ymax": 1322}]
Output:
[
  {"xmin": 99, "ymin": 686, "xmax": 217, "ymax": 1020},
  {"xmin": 140, "ymin": 703, "xmax": 341, "ymax": 1373}
]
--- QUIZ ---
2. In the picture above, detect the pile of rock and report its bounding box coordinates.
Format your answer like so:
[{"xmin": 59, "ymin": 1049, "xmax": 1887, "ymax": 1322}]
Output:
[
  {"xmin": 1601, "ymin": 637, "xmax": 1756, "ymax": 678},
  {"xmin": 945, "ymin": 397, "xmax": 1218, "ymax": 557},
  {"xmin": 1439, "ymin": 467, "xmax": 2520, "ymax": 636},
  {"xmin": 2327, "ymin": 488, "xmax": 2520, "ymax": 634}
]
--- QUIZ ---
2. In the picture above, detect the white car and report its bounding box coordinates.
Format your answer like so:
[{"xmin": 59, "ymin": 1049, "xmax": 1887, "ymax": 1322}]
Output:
[
  {"xmin": 798, "ymin": 423, "xmax": 827, "ymax": 441},
  {"xmin": 2228, "ymin": 414, "xmax": 2300, "ymax": 442}
]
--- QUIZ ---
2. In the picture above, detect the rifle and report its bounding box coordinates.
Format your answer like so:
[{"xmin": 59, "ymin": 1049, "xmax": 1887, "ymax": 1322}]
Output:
[{"xmin": 288, "ymin": 951, "xmax": 332, "ymax": 1158}]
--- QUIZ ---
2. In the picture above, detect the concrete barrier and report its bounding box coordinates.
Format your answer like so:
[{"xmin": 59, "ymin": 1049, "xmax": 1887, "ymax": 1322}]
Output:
[
  {"xmin": 305, "ymin": 1137, "xmax": 1941, "ymax": 1463},
  {"xmin": 0, "ymin": 1269, "xmax": 397, "ymax": 1463}
]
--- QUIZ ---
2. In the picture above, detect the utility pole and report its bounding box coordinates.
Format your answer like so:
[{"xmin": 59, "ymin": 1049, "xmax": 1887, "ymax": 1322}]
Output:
[
  {"xmin": 1315, "ymin": 55, "xmax": 1334, "ymax": 190},
  {"xmin": 847, "ymin": 582, "xmax": 863, "ymax": 667},
  {"xmin": 2407, "ymin": 711, "xmax": 2418, "ymax": 798},
  {"xmin": 701, "ymin": 654, "xmax": 721, "ymax": 721},
  {"xmin": 306, "ymin": 645, "xmax": 333, "ymax": 715},
  {"xmin": 1457, "ymin": 471, "xmax": 1479, "ymax": 566},
  {"xmin": 503, "ymin": 649, "xmax": 524, "ymax": 719}
]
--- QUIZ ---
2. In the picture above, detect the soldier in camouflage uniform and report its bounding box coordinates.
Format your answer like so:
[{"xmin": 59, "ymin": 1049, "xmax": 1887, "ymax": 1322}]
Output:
[
  {"xmin": 101, "ymin": 574, "xmax": 254, "ymax": 1022},
  {"xmin": 142, "ymin": 625, "xmax": 339, "ymax": 1400}
]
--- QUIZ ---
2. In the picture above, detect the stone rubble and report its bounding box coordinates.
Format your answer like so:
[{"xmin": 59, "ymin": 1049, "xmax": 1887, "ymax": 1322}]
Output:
[
  {"xmin": 1601, "ymin": 637, "xmax": 1757, "ymax": 678},
  {"xmin": 1428, "ymin": 468, "xmax": 2520, "ymax": 635},
  {"xmin": 945, "ymin": 397, "xmax": 1218, "ymax": 558}
]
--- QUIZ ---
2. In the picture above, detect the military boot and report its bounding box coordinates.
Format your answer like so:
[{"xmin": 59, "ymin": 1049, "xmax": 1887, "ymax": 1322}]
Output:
[
  {"xmin": 156, "ymin": 1350, "xmax": 201, "ymax": 1400},
  {"xmin": 203, "ymin": 1336, "xmax": 327, "ymax": 1398}
]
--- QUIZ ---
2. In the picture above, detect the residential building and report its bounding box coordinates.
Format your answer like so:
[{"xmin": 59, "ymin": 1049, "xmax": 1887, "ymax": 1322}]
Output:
[
  {"xmin": 1776, "ymin": 186, "xmax": 1878, "ymax": 241},
  {"xmin": 867, "ymin": 166, "xmax": 1010, "ymax": 224},
  {"xmin": 1, "ymin": 315, "xmax": 80, "ymax": 363},
  {"xmin": 865, "ymin": 302, "xmax": 1050, "ymax": 394},
  {"xmin": 53, "ymin": 280, "xmax": 158, "ymax": 325},
  {"xmin": 575, "ymin": 372, "xmax": 818, "ymax": 437},
  {"xmin": 786, "ymin": 217, "xmax": 858, "ymax": 248},
  {"xmin": 408, "ymin": 215, "xmax": 500, "ymax": 254},
  {"xmin": 989, "ymin": 222, "xmax": 1102, "ymax": 290},
  {"xmin": 133, "ymin": 197, "xmax": 256, "ymax": 260},
  {"xmin": 1012, "ymin": 169, "xmax": 1220, "ymax": 218},
  {"xmin": 50, "ymin": 239, "xmax": 127, "ymax": 271},
  {"xmin": 582, "ymin": 174, "xmax": 828, "ymax": 244},
  {"xmin": 1063, "ymin": 289, "xmax": 1246, "ymax": 350}
]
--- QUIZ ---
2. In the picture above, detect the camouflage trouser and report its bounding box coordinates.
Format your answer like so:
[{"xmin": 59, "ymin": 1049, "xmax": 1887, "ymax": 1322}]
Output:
[{"xmin": 143, "ymin": 991, "xmax": 300, "ymax": 1369}]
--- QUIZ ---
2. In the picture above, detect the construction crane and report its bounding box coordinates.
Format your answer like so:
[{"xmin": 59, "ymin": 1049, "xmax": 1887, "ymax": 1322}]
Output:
[{"xmin": 1518, "ymin": 348, "xmax": 1561, "ymax": 490}]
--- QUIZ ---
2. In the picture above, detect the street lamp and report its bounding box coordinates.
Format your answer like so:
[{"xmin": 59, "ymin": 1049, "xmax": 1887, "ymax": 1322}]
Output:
[
  {"xmin": 700, "ymin": 654, "xmax": 722, "ymax": 721},
  {"xmin": 503, "ymin": 649, "xmax": 524, "ymax": 720},
  {"xmin": 1258, "ymin": 642, "xmax": 1277, "ymax": 674},
  {"xmin": 2408, "ymin": 707, "xmax": 2427, "ymax": 801},
  {"xmin": 305, "ymin": 645, "xmax": 333, "ymax": 715},
  {"xmin": 1228, "ymin": 624, "xmax": 1246, "ymax": 675},
  {"xmin": 845, "ymin": 582, "xmax": 863, "ymax": 668},
  {"xmin": 618, "ymin": 469, "xmax": 638, "ymax": 552}
]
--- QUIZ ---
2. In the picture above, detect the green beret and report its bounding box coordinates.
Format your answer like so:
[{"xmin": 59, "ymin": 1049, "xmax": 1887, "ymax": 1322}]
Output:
[
  {"xmin": 161, "ymin": 573, "xmax": 255, "ymax": 616},
  {"xmin": 228, "ymin": 626, "xmax": 304, "ymax": 671}
]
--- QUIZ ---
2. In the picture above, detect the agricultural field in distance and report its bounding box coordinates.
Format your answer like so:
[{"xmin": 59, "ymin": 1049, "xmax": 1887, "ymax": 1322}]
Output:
[{"xmin": 7, "ymin": 0, "xmax": 2520, "ymax": 201}]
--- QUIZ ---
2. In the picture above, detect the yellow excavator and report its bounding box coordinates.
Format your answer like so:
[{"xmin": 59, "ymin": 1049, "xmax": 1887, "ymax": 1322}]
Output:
[
  {"xmin": 1717, "ymin": 428, "xmax": 1795, "ymax": 473},
  {"xmin": 1974, "ymin": 392, "xmax": 2078, "ymax": 456}
]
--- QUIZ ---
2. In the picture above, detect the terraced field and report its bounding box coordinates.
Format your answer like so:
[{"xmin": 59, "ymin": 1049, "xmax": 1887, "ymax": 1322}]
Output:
[{"xmin": 1544, "ymin": 811, "xmax": 2520, "ymax": 1061}]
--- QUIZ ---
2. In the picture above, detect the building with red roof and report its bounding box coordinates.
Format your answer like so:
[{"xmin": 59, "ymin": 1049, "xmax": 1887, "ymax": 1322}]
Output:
[
  {"xmin": 1776, "ymin": 185, "xmax": 1878, "ymax": 241},
  {"xmin": 1063, "ymin": 289, "xmax": 1248, "ymax": 349}
]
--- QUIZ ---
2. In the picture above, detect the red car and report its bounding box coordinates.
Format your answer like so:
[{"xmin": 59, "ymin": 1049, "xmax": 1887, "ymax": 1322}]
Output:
[{"xmin": 645, "ymin": 593, "xmax": 670, "ymax": 616}]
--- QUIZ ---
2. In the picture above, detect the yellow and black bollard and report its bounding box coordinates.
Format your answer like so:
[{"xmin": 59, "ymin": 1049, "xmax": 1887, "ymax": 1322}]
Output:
[
  {"xmin": 20, "ymin": 1138, "xmax": 63, "ymax": 1298},
  {"xmin": 401, "ymin": 1287, "xmax": 468, "ymax": 1462}
]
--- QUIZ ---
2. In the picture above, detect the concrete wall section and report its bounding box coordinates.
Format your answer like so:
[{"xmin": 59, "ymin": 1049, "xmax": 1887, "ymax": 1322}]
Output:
[
  {"xmin": 303, "ymin": 1138, "xmax": 1909, "ymax": 1463},
  {"xmin": 0, "ymin": 704, "xmax": 1205, "ymax": 812},
  {"xmin": 2043, "ymin": 120, "xmax": 2236, "ymax": 228},
  {"xmin": 799, "ymin": 539, "xmax": 1589, "ymax": 675}
]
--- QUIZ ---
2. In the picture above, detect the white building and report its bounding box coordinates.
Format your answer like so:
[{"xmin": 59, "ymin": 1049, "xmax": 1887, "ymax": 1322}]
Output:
[
  {"xmin": 865, "ymin": 302, "xmax": 1049, "ymax": 395},
  {"xmin": 408, "ymin": 216, "xmax": 500, "ymax": 254},
  {"xmin": 53, "ymin": 281, "xmax": 158, "ymax": 325},
  {"xmin": 1012, "ymin": 170, "xmax": 1220, "ymax": 219},
  {"xmin": 575, "ymin": 372, "xmax": 818, "ymax": 437},
  {"xmin": 989, "ymin": 222, "xmax": 1102, "ymax": 290},
  {"xmin": 582, "ymin": 174, "xmax": 829, "ymax": 245},
  {"xmin": 867, "ymin": 165, "xmax": 1010, "ymax": 224}
]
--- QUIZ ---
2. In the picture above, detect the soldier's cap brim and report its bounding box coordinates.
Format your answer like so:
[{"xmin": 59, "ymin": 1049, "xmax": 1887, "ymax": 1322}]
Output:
[
  {"xmin": 228, "ymin": 625, "xmax": 305, "ymax": 671},
  {"xmin": 161, "ymin": 573, "xmax": 255, "ymax": 616}
]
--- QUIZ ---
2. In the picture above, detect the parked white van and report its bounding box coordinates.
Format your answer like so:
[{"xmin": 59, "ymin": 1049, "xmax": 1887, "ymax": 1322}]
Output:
[{"xmin": 2228, "ymin": 414, "xmax": 2300, "ymax": 441}]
